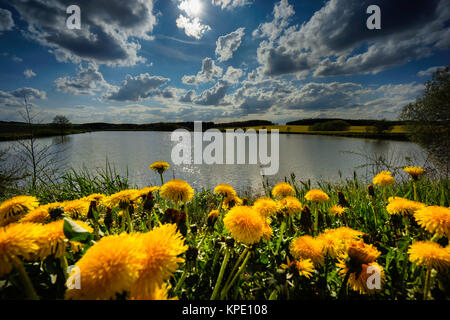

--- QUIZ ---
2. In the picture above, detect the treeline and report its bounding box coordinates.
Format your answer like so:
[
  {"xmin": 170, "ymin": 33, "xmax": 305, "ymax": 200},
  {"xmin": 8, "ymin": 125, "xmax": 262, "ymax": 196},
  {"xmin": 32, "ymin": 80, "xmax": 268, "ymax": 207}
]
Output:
[
  {"xmin": 0, "ymin": 120, "xmax": 274, "ymax": 140},
  {"xmin": 286, "ymin": 118, "xmax": 406, "ymax": 126}
]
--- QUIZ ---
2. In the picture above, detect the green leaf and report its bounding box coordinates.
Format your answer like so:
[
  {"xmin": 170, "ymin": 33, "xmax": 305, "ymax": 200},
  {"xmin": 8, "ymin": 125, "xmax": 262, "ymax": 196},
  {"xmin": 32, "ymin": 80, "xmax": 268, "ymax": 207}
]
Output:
[{"xmin": 63, "ymin": 218, "xmax": 93, "ymax": 243}]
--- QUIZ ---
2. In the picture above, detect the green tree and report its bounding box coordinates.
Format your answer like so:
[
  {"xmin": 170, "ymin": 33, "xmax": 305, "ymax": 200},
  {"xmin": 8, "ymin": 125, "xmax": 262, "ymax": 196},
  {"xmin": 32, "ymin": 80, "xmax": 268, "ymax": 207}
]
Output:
[
  {"xmin": 400, "ymin": 66, "xmax": 450, "ymax": 177},
  {"xmin": 373, "ymin": 119, "xmax": 394, "ymax": 134},
  {"xmin": 52, "ymin": 115, "xmax": 71, "ymax": 135}
]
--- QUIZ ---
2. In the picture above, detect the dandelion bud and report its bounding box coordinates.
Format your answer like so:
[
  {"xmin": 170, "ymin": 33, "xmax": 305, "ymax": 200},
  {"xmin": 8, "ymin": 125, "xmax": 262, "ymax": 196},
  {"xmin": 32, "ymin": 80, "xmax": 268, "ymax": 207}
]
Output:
[
  {"xmin": 300, "ymin": 205, "xmax": 312, "ymax": 232},
  {"xmin": 143, "ymin": 192, "xmax": 155, "ymax": 211},
  {"xmin": 104, "ymin": 207, "xmax": 113, "ymax": 230},
  {"xmin": 367, "ymin": 185, "xmax": 375, "ymax": 197},
  {"xmin": 337, "ymin": 191, "xmax": 349, "ymax": 208},
  {"xmin": 87, "ymin": 201, "xmax": 97, "ymax": 221},
  {"xmin": 48, "ymin": 206, "xmax": 64, "ymax": 220},
  {"xmin": 225, "ymin": 236, "xmax": 235, "ymax": 248}
]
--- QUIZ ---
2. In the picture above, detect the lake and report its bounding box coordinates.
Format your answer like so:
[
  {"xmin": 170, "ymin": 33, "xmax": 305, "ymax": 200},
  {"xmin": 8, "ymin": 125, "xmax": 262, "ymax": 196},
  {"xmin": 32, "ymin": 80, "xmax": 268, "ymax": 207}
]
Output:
[{"xmin": 0, "ymin": 131, "xmax": 428, "ymax": 194}]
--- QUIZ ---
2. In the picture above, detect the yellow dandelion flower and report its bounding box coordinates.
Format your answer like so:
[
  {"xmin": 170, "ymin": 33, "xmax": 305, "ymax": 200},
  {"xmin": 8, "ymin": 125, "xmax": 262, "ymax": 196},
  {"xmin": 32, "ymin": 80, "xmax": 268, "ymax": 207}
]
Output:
[
  {"xmin": 289, "ymin": 235, "xmax": 324, "ymax": 265},
  {"xmin": 0, "ymin": 195, "xmax": 39, "ymax": 226},
  {"xmin": 131, "ymin": 283, "xmax": 175, "ymax": 300},
  {"xmin": 272, "ymin": 182, "xmax": 295, "ymax": 198},
  {"xmin": 305, "ymin": 189, "xmax": 330, "ymax": 203},
  {"xmin": 21, "ymin": 205, "xmax": 51, "ymax": 223},
  {"xmin": 0, "ymin": 222, "xmax": 44, "ymax": 277},
  {"xmin": 373, "ymin": 171, "xmax": 395, "ymax": 187},
  {"xmin": 281, "ymin": 256, "xmax": 315, "ymax": 278},
  {"xmin": 214, "ymin": 184, "xmax": 237, "ymax": 199},
  {"xmin": 103, "ymin": 189, "xmax": 140, "ymax": 208},
  {"xmin": 261, "ymin": 218, "xmax": 273, "ymax": 241},
  {"xmin": 333, "ymin": 226, "xmax": 364, "ymax": 242},
  {"xmin": 404, "ymin": 166, "xmax": 424, "ymax": 180},
  {"xmin": 208, "ymin": 209, "xmax": 220, "ymax": 220},
  {"xmin": 414, "ymin": 206, "xmax": 450, "ymax": 238},
  {"xmin": 386, "ymin": 197, "xmax": 426, "ymax": 216},
  {"xmin": 278, "ymin": 196, "xmax": 302, "ymax": 216},
  {"xmin": 222, "ymin": 195, "xmax": 243, "ymax": 210},
  {"xmin": 207, "ymin": 209, "xmax": 220, "ymax": 227},
  {"xmin": 346, "ymin": 240, "xmax": 380, "ymax": 266},
  {"xmin": 85, "ymin": 193, "xmax": 106, "ymax": 203},
  {"xmin": 149, "ymin": 161, "xmax": 170, "ymax": 174},
  {"xmin": 408, "ymin": 241, "xmax": 450, "ymax": 272},
  {"xmin": 38, "ymin": 219, "xmax": 93, "ymax": 260},
  {"xmin": 65, "ymin": 233, "xmax": 145, "ymax": 300},
  {"xmin": 329, "ymin": 205, "xmax": 347, "ymax": 216},
  {"xmin": 337, "ymin": 259, "xmax": 385, "ymax": 294},
  {"xmin": 130, "ymin": 224, "xmax": 187, "ymax": 299},
  {"xmin": 63, "ymin": 199, "xmax": 90, "ymax": 218},
  {"xmin": 317, "ymin": 227, "xmax": 363, "ymax": 259},
  {"xmin": 223, "ymin": 206, "xmax": 265, "ymax": 245},
  {"xmin": 253, "ymin": 197, "xmax": 279, "ymax": 218},
  {"xmin": 160, "ymin": 179, "xmax": 194, "ymax": 203},
  {"xmin": 137, "ymin": 186, "xmax": 160, "ymax": 198},
  {"xmin": 296, "ymin": 258, "xmax": 315, "ymax": 278}
]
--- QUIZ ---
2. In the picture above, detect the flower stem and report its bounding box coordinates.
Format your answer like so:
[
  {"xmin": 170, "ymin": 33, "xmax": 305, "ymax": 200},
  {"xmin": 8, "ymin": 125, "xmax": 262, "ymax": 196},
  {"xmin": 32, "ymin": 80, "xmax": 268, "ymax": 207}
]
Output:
[
  {"xmin": 174, "ymin": 268, "xmax": 188, "ymax": 295},
  {"xmin": 222, "ymin": 247, "xmax": 249, "ymax": 294},
  {"xmin": 413, "ymin": 181, "xmax": 418, "ymax": 201},
  {"xmin": 275, "ymin": 220, "xmax": 287, "ymax": 254},
  {"xmin": 11, "ymin": 257, "xmax": 39, "ymax": 300},
  {"xmin": 59, "ymin": 255, "xmax": 69, "ymax": 280},
  {"xmin": 220, "ymin": 249, "xmax": 251, "ymax": 299},
  {"xmin": 338, "ymin": 270, "xmax": 351, "ymax": 299},
  {"xmin": 423, "ymin": 268, "xmax": 432, "ymax": 300},
  {"xmin": 126, "ymin": 206, "xmax": 134, "ymax": 233},
  {"xmin": 159, "ymin": 173, "xmax": 164, "ymax": 186},
  {"xmin": 210, "ymin": 248, "xmax": 231, "ymax": 300},
  {"xmin": 313, "ymin": 204, "xmax": 319, "ymax": 235}
]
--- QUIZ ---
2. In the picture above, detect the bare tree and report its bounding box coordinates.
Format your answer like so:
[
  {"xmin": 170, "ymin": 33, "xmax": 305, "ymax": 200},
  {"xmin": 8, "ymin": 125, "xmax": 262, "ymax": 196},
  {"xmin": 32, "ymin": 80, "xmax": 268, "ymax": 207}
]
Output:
[{"xmin": 14, "ymin": 94, "xmax": 64, "ymax": 194}]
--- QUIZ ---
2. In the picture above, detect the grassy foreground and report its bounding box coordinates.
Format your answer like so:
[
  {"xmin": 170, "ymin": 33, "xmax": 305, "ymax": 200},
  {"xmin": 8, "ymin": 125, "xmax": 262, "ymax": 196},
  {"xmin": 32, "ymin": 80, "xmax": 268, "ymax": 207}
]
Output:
[{"xmin": 0, "ymin": 166, "xmax": 449, "ymax": 300}]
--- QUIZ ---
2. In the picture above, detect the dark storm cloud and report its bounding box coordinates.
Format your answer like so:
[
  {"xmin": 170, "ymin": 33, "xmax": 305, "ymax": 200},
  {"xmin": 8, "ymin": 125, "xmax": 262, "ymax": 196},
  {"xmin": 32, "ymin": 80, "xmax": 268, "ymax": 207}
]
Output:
[
  {"xmin": 256, "ymin": 0, "xmax": 449, "ymax": 77},
  {"xmin": 8, "ymin": 0, "xmax": 157, "ymax": 66}
]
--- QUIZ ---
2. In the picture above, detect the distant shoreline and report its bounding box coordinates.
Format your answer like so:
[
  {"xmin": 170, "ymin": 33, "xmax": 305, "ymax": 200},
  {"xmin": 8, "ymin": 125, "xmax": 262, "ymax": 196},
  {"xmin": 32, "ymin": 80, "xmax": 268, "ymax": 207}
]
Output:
[{"xmin": 0, "ymin": 125, "xmax": 410, "ymax": 142}]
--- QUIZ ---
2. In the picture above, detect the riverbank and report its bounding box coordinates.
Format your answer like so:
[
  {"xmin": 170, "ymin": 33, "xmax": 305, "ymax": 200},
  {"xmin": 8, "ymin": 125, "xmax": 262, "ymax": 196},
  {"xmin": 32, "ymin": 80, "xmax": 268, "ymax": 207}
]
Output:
[{"xmin": 0, "ymin": 121, "xmax": 410, "ymax": 141}]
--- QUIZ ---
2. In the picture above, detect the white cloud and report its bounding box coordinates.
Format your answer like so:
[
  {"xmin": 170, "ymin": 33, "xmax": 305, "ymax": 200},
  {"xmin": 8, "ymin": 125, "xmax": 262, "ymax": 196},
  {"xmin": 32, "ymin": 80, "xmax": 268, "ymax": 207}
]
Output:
[
  {"xmin": 417, "ymin": 66, "xmax": 446, "ymax": 77},
  {"xmin": 0, "ymin": 8, "xmax": 14, "ymax": 33},
  {"xmin": 0, "ymin": 87, "xmax": 46, "ymax": 109},
  {"xmin": 106, "ymin": 73, "xmax": 171, "ymax": 102},
  {"xmin": 215, "ymin": 27, "xmax": 245, "ymax": 62},
  {"xmin": 24, "ymin": 69, "xmax": 36, "ymax": 79},
  {"xmin": 252, "ymin": 0, "xmax": 294, "ymax": 41},
  {"xmin": 222, "ymin": 66, "xmax": 244, "ymax": 84},
  {"xmin": 182, "ymin": 57, "xmax": 223, "ymax": 85},
  {"xmin": 211, "ymin": 0, "xmax": 252, "ymax": 10},
  {"xmin": 55, "ymin": 63, "xmax": 110, "ymax": 95},
  {"xmin": 176, "ymin": 15, "xmax": 211, "ymax": 39}
]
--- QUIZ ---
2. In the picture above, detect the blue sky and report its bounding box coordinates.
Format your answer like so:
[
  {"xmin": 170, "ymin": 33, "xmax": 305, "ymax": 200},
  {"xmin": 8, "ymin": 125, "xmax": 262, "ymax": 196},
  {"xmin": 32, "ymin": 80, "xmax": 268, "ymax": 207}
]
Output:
[{"xmin": 0, "ymin": 0, "xmax": 449, "ymax": 124}]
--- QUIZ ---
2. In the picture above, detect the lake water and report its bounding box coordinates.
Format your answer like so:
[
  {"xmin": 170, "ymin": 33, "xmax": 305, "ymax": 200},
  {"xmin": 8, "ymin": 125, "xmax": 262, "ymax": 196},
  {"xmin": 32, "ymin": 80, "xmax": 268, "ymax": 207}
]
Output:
[{"xmin": 0, "ymin": 131, "xmax": 428, "ymax": 195}]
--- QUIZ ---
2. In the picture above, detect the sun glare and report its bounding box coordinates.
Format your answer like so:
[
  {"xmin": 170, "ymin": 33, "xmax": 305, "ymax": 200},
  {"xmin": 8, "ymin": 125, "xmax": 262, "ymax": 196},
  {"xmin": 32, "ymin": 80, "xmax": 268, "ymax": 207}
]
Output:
[{"xmin": 180, "ymin": 0, "xmax": 203, "ymax": 17}]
